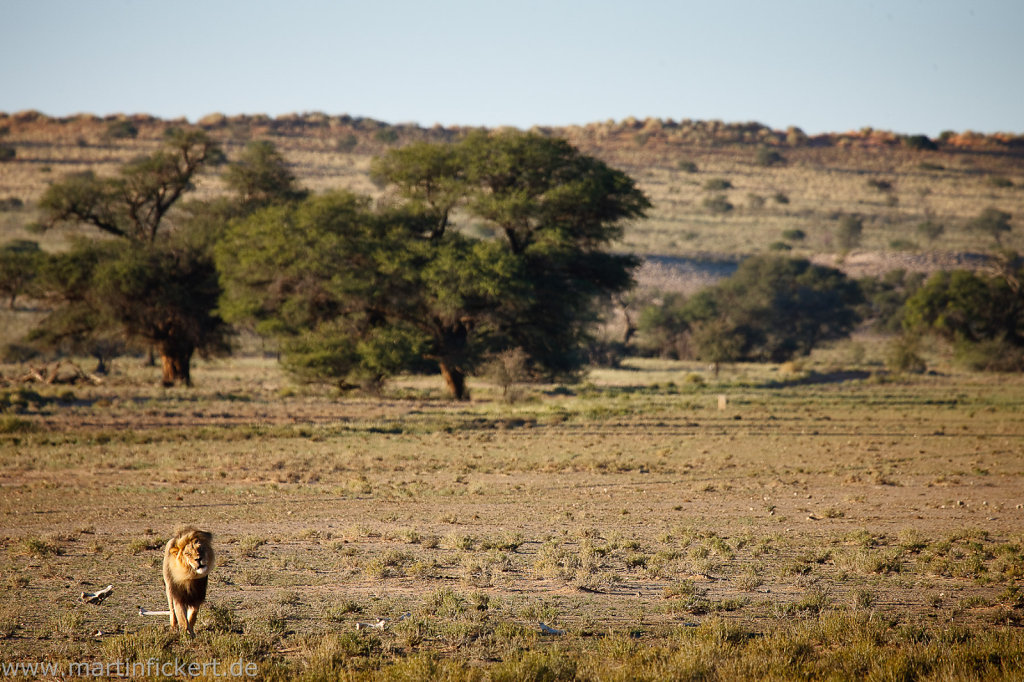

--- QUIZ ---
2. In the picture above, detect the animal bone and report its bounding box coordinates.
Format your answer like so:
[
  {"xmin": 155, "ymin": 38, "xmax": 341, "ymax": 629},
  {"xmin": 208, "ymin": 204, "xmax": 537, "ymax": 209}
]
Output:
[
  {"xmin": 354, "ymin": 619, "xmax": 387, "ymax": 631},
  {"xmin": 539, "ymin": 622, "xmax": 565, "ymax": 635},
  {"xmin": 138, "ymin": 607, "xmax": 171, "ymax": 617},
  {"xmin": 354, "ymin": 612, "xmax": 410, "ymax": 631},
  {"xmin": 81, "ymin": 585, "xmax": 113, "ymax": 604}
]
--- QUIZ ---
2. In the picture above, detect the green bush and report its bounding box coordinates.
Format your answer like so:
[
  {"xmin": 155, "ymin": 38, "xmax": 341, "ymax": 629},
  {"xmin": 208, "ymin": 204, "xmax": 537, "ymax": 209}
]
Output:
[
  {"xmin": 641, "ymin": 256, "xmax": 863, "ymax": 363},
  {"xmin": 337, "ymin": 134, "xmax": 358, "ymax": 152},
  {"xmin": 886, "ymin": 335, "xmax": 926, "ymax": 374},
  {"xmin": 782, "ymin": 229, "xmax": 806, "ymax": 241},
  {"xmin": 636, "ymin": 292, "xmax": 691, "ymax": 359},
  {"xmin": 968, "ymin": 207, "xmax": 1012, "ymax": 245},
  {"xmin": 904, "ymin": 269, "xmax": 1024, "ymax": 370},
  {"xmin": 703, "ymin": 178, "xmax": 732, "ymax": 191},
  {"xmin": 0, "ymin": 240, "xmax": 45, "ymax": 309},
  {"xmin": 955, "ymin": 336, "xmax": 1024, "ymax": 372},
  {"xmin": 902, "ymin": 134, "xmax": 938, "ymax": 151},
  {"xmin": 858, "ymin": 269, "xmax": 925, "ymax": 333},
  {"xmin": 703, "ymin": 194, "xmax": 733, "ymax": 213},
  {"xmin": 836, "ymin": 214, "xmax": 864, "ymax": 251},
  {"xmin": 755, "ymin": 146, "xmax": 785, "ymax": 166},
  {"xmin": 374, "ymin": 129, "xmax": 399, "ymax": 145},
  {"xmin": 0, "ymin": 144, "xmax": 15, "ymax": 162},
  {"xmin": 916, "ymin": 220, "xmax": 944, "ymax": 242},
  {"xmin": 103, "ymin": 120, "xmax": 138, "ymax": 141}
]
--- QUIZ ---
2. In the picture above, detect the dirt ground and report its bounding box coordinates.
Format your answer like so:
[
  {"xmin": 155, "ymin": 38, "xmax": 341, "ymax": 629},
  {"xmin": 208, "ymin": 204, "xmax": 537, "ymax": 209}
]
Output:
[{"xmin": 1, "ymin": 357, "xmax": 1023, "ymax": 671}]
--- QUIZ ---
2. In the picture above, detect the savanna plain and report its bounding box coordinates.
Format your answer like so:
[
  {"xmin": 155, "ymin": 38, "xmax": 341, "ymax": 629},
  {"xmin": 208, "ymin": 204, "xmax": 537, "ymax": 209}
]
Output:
[
  {"xmin": 2, "ymin": 113, "xmax": 1024, "ymax": 678},
  {"xmin": 2, "ymin": 351, "xmax": 1023, "ymax": 680}
]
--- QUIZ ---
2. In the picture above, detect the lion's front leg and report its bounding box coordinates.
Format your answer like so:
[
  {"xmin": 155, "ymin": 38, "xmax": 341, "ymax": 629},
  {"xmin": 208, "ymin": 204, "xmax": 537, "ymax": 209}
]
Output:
[
  {"xmin": 185, "ymin": 605, "xmax": 199, "ymax": 637},
  {"xmin": 164, "ymin": 580, "xmax": 178, "ymax": 630}
]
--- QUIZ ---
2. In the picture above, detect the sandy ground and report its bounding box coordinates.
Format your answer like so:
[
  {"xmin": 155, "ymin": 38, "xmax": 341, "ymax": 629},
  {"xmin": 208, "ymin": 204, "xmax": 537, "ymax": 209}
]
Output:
[{"xmin": 2, "ymin": 368, "xmax": 1022, "ymax": 662}]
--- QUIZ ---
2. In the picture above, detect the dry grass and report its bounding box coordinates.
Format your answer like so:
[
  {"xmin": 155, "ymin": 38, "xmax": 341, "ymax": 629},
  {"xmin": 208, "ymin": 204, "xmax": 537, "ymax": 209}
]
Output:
[
  {"xmin": 1, "ymin": 350, "xmax": 1023, "ymax": 677},
  {"xmin": 2, "ymin": 113, "xmax": 1022, "ymax": 261},
  {"xmin": 2, "ymin": 112, "xmax": 1024, "ymax": 676}
]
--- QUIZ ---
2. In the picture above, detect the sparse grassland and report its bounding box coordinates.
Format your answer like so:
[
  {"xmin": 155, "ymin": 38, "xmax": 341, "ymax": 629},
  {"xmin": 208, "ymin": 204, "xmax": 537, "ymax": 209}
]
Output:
[
  {"xmin": 1, "ymin": 352, "xmax": 1023, "ymax": 679},
  {"xmin": 2, "ymin": 112, "xmax": 1024, "ymax": 677}
]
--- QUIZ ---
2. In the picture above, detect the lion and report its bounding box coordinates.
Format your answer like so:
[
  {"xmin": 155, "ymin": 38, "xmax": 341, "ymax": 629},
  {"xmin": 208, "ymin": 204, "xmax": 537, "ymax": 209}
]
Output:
[{"xmin": 162, "ymin": 526, "xmax": 214, "ymax": 636}]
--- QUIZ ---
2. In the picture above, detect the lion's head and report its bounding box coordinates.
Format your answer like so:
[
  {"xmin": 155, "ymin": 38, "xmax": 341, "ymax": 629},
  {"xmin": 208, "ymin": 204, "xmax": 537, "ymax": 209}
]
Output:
[{"xmin": 170, "ymin": 527, "xmax": 215, "ymax": 578}]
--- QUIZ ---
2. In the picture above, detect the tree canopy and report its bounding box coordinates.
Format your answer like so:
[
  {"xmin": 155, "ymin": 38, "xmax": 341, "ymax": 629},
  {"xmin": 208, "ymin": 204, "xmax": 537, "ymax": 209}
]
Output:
[
  {"xmin": 638, "ymin": 255, "xmax": 864, "ymax": 365},
  {"xmin": 222, "ymin": 139, "xmax": 307, "ymax": 210},
  {"xmin": 904, "ymin": 269, "xmax": 1022, "ymax": 345},
  {"xmin": 38, "ymin": 128, "xmax": 224, "ymax": 244},
  {"xmin": 99, "ymin": 243, "xmax": 232, "ymax": 385},
  {"xmin": 218, "ymin": 131, "xmax": 649, "ymax": 398},
  {"xmin": 27, "ymin": 241, "xmax": 127, "ymax": 373},
  {"xmin": 29, "ymin": 128, "xmax": 230, "ymax": 385},
  {"xmin": 903, "ymin": 267, "xmax": 1024, "ymax": 370}
]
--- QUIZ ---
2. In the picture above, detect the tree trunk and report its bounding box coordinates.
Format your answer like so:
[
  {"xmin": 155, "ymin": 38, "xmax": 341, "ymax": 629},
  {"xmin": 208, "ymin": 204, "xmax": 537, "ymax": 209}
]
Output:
[
  {"xmin": 436, "ymin": 321, "xmax": 470, "ymax": 400},
  {"xmin": 160, "ymin": 343, "xmax": 194, "ymax": 387},
  {"xmin": 623, "ymin": 316, "xmax": 637, "ymax": 346},
  {"xmin": 617, "ymin": 295, "xmax": 637, "ymax": 346},
  {"xmin": 439, "ymin": 359, "xmax": 468, "ymax": 401}
]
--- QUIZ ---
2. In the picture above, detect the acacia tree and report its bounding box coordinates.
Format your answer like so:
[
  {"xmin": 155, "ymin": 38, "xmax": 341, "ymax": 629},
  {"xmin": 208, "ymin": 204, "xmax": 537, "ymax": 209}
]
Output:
[
  {"xmin": 219, "ymin": 131, "xmax": 649, "ymax": 399},
  {"xmin": 375, "ymin": 130, "xmax": 650, "ymax": 380},
  {"xmin": 903, "ymin": 268, "xmax": 1024, "ymax": 370},
  {"xmin": 222, "ymin": 140, "xmax": 307, "ymax": 210},
  {"xmin": 98, "ymin": 244, "xmax": 231, "ymax": 386},
  {"xmin": 31, "ymin": 129, "xmax": 229, "ymax": 385},
  {"xmin": 216, "ymin": 192, "xmax": 525, "ymax": 398},
  {"xmin": 638, "ymin": 256, "xmax": 863, "ymax": 365},
  {"xmin": 368, "ymin": 141, "xmax": 464, "ymax": 240},
  {"xmin": 178, "ymin": 138, "xmax": 309, "ymax": 254},
  {"xmin": 39, "ymin": 128, "xmax": 224, "ymax": 244},
  {"xmin": 720, "ymin": 256, "xmax": 863, "ymax": 361}
]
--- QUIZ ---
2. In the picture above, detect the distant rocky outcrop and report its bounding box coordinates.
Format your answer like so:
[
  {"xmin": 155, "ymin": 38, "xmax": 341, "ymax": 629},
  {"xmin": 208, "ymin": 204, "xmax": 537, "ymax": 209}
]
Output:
[{"xmin": 2, "ymin": 110, "xmax": 1022, "ymax": 153}]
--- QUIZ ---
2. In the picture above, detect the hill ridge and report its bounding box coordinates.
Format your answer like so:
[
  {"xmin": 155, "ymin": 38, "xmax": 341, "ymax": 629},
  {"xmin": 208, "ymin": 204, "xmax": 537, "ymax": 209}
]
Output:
[{"xmin": 3, "ymin": 109, "xmax": 1023, "ymax": 153}]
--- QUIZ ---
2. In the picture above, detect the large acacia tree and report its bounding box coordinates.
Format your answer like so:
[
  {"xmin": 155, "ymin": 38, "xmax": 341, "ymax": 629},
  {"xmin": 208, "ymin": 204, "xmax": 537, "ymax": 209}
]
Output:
[
  {"xmin": 218, "ymin": 131, "xmax": 649, "ymax": 398},
  {"xmin": 457, "ymin": 131, "xmax": 650, "ymax": 375},
  {"xmin": 33, "ymin": 129, "xmax": 230, "ymax": 385},
  {"xmin": 216, "ymin": 191, "xmax": 527, "ymax": 398}
]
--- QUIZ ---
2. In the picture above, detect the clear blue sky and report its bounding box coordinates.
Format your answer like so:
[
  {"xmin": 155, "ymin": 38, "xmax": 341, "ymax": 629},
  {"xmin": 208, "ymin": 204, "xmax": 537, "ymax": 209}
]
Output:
[{"xmin": 4, "ymin": 0, "xmax": 1021, "ymax": 136}]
